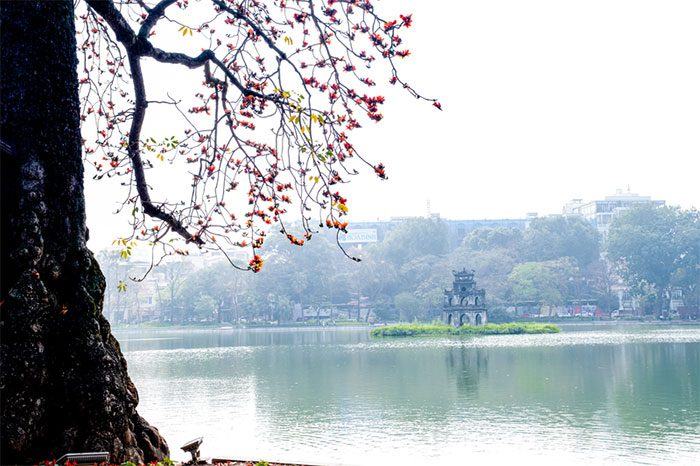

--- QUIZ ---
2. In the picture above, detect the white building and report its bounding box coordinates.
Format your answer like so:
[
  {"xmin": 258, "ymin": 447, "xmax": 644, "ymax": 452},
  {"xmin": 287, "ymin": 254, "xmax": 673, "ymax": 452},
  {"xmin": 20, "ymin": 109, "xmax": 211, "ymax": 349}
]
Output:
[{"xmin": 563, "ymin": 188, "xmax": 665, "ymax": 240}]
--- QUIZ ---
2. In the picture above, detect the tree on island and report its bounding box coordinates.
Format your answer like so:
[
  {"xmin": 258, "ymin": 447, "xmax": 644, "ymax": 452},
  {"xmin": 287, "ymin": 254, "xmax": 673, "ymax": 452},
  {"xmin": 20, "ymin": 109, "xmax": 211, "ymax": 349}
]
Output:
[{"xmin": 0, "ymin": 0, "xmax": 435, "ymax": 462}]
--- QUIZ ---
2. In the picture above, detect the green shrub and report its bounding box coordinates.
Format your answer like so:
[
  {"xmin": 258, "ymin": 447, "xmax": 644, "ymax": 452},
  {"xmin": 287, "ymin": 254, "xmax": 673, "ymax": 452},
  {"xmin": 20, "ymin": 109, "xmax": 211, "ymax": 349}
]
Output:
[{"xmin": 370, "ymin": 322, "xmax": 560, "ymax": 337}]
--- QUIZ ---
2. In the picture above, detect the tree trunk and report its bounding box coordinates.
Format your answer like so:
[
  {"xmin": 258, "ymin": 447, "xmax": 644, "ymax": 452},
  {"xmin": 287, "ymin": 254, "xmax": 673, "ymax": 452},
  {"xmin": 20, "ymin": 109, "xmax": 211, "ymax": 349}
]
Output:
[{"xmin": 1, "ymin": 1, "xmax": 169, "ymax": 463}]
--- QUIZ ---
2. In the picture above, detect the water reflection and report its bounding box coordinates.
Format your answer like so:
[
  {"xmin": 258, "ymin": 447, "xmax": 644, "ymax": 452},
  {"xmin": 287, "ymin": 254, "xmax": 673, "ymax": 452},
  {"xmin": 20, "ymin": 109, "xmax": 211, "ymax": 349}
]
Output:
[{"xmin": 118, "ymin": 325, "xmax": 700, "ymax": 465}]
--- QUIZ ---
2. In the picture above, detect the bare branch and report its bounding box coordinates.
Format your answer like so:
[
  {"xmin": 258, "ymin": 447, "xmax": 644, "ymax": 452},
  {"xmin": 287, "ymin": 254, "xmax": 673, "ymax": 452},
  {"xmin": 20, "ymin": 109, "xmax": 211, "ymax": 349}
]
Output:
[
  {"xmin": 127, "ymin": 53, "xmax": 205, "ymax": 244},
  {"xmin": 138, "ymin": 0, "xmax": 177, "ymax": 38}
]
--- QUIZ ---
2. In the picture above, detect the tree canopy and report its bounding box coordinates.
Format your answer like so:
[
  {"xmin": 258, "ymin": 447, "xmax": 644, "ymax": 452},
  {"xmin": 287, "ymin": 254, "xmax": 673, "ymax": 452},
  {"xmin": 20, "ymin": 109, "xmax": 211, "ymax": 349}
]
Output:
[
  {"xmin": 375, "ymin": 217, "xmax": 449, "ymax": 265},
  {"xmin": 79, "ymin": 0, "xmax": 438, "ymax": 271},
  {"xmin": 520, "ymin": 216, "xmax": 600, "ymax": 266},
  {"xmin": 607, "ymin": 205, "xmax": 700, "ymax": 311},
  {"xmin": 507, "ymin": 259, "xmax": 578, "ymax": 306}
]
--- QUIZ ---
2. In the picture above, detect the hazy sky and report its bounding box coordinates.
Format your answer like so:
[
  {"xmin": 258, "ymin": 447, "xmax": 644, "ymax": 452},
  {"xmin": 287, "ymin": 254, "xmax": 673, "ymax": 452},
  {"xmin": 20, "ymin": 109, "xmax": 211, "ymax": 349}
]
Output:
[{"xmin": 85, "ymin": 0, "xmax": 700, "ymax": 249}]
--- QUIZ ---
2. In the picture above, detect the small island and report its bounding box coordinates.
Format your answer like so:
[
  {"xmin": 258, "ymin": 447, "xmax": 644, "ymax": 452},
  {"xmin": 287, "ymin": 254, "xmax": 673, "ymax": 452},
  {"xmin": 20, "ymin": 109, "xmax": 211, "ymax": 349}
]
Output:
[
  {"xmin": 370, "ymin": 322, "xmax": 561, "ymax": 337},
  {"xmin": 372, "ymin": 270, "xmax": 560, "ymax": 337}
]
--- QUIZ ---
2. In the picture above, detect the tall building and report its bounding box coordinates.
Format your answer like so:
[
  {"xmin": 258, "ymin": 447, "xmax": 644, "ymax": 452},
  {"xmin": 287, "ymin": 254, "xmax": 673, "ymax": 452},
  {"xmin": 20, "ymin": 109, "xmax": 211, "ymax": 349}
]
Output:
[{"xmin": 563, "ymin": 188, "xmax": 665, "ymax": 240}]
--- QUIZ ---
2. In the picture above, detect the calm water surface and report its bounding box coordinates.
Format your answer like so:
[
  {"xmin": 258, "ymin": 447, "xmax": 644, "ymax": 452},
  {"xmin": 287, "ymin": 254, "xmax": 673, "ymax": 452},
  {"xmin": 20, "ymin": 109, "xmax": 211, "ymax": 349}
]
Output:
[{"xmin": 116, "ymin": 324, "xmax": 700, "ymax": 465}]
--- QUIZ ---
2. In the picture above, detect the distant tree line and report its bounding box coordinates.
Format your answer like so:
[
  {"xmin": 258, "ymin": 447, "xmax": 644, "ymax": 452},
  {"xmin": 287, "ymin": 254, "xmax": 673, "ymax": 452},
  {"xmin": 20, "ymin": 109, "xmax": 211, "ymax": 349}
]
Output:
[{"xmin": 99, "ymin": 205, "xmax": 699, "ymax": 324}]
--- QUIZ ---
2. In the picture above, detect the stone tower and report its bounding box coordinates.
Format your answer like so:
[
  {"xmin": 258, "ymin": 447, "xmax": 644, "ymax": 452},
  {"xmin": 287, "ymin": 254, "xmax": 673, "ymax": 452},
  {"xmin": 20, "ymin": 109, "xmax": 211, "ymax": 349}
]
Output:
[{"xmin": 443, "ymin": 269, "xmax": 488, "ymax": 326}]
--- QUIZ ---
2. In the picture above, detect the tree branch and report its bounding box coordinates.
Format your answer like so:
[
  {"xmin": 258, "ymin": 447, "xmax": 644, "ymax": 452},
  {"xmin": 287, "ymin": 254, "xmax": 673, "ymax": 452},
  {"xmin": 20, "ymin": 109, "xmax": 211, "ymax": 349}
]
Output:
[
  {"xmin": 143, "ymin": 47, "xmax": 283, "ymax": 103},
  {"xmin": 138, "ymin": 0, "xmax": 178, "ymax": 39},
  {"xmin": 87, "ymin": 0, "xmax": 205, "ymax": 245},
  {"xmin": 211, "ymin": 0, "xmax": 287, "ymax": 60},
  {"xmin": 126, "ymin": 53, "xmax": 205, "ymax": 245},
  {"xmin": 85, "ymin": 0, "xmax": 138, "ymax": 47}
]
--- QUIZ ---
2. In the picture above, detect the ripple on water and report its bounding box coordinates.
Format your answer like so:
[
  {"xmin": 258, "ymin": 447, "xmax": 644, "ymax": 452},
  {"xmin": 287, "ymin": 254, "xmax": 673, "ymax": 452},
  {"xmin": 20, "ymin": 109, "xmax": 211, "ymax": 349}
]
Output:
[
  {"xmin": 339, "ymin": 328, "xmax": 700, "ymax": 352},
  {"xmin": 126, "ymin": 344, "xmax": 257, "ymax": 361}
]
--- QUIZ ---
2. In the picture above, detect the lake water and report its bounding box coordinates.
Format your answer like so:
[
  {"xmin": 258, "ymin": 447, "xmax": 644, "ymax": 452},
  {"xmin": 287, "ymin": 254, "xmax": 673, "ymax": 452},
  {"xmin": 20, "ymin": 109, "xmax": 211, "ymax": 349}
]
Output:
[{"xmin": 116, "ymin": 324, "xmax": 700, "ymax": 465}]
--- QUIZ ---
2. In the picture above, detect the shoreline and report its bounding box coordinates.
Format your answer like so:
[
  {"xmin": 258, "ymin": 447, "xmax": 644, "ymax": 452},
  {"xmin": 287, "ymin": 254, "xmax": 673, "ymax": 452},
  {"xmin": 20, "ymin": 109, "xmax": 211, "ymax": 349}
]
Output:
[
  {"xmin": 111, "ymin": 323, "xmax": 374, "ymax": 332},
  {"xmin": 111, "ymin": 319, "xmax": 700, "ymax": 332}
]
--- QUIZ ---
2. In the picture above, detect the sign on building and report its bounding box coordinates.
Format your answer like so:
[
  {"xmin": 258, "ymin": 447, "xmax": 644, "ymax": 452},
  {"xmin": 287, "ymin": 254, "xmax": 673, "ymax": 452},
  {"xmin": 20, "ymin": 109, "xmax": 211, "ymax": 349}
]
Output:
[{"xmin": 339, "ymin": 228, "xmax": 378, "ymax": 243}]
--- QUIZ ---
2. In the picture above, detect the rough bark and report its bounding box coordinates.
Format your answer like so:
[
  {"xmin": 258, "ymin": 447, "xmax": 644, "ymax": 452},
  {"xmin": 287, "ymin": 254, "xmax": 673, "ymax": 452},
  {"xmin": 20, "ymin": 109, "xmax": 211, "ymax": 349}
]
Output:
[{"xmin": 1, "ymin": 1, "xmax": 169, "ymax": 463}]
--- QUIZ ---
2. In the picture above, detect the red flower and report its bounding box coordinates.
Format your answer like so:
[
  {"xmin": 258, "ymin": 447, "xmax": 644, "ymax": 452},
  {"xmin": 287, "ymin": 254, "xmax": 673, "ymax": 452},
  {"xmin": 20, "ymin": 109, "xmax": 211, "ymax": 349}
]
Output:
[
  {"xmin": 374, "ymin": 163, "xmax": 387, "ymax": 179},
  {"xmin": 249, "ymin": 255, "xmax": 264, "ymax": 273}
]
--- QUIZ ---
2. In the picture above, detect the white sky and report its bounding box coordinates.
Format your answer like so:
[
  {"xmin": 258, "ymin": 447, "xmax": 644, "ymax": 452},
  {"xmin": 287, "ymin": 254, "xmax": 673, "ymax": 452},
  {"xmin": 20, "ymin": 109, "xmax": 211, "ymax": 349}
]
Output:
[{"xmin": 85, "ymin": 0, "xmax": 700, "ymax": 249}]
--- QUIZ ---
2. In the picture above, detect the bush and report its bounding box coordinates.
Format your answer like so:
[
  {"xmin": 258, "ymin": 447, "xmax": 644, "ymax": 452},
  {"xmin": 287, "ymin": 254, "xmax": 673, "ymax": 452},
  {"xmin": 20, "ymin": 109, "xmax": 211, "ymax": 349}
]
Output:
[{"xmin": 370, "ymin": 322, "xmax": 560, "ymax": 337}]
